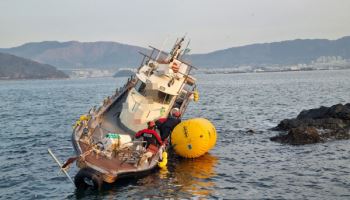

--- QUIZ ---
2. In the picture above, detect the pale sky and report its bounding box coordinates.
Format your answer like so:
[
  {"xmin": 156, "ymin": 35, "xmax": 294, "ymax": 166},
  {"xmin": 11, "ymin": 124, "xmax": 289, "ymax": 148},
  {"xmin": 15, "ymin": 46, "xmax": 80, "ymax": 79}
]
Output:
[{"xmin": 1, "ymin": 0, "xmax": 350, "ymax": 53}]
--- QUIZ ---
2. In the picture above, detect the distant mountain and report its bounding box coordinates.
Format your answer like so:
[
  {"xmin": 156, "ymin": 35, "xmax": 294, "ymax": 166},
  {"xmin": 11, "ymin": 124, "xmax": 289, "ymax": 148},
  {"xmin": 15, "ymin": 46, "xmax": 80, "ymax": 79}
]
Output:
[
  {"xmin": 0, "ymin": 41, "xmax": 149, "ymax": 69},
  {"xmin": 1, "ymin": 36, "xmax": 349, "ymax": 69},
  {"xmin": 190, "ymin": 36, "xmax": 350, "ymax": 67},
  {"xmin": 0, "ymin": 52, "xmax": 68, "ymax": 79}
]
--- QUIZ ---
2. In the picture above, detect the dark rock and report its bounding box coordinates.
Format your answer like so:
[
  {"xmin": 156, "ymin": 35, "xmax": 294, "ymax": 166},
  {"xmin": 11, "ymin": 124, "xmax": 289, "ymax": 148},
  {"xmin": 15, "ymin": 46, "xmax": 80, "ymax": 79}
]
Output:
[
  {"xmin": 270, "ymin": 127, "xmax": 321, "ymax": 145},
  {"xmin": 271, "ymin": 103, "xmax": 350, "ymax": 145},
  {"xmin": 320, "ymin": 126, "xmax": 350, "ymax": 141},
  {"xmin": 297, "ymin": 104, "xmax": 350, "ymax": 120},
  {"xmin": 246, "ymin": 128, "xmax": 256, "ymax": 134}
]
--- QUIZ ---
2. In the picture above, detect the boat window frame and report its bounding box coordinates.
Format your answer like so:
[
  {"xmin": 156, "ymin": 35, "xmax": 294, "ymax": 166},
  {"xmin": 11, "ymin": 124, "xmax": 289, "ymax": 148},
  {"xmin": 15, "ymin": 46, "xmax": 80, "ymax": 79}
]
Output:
[
  {"xmin": 159, "ymin": 91, "xmax": 174, "ymax": 104},
  {"xmin": 134, "ymin": 79, "xmax": 146, "ymax": 95}
]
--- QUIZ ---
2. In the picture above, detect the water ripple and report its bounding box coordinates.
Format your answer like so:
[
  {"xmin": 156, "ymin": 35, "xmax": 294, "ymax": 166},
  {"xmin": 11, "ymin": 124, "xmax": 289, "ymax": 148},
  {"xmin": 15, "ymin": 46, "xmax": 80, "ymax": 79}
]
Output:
[{"xmin": 1, "ymin": 71, "xmax": 350, "ymax": 199}]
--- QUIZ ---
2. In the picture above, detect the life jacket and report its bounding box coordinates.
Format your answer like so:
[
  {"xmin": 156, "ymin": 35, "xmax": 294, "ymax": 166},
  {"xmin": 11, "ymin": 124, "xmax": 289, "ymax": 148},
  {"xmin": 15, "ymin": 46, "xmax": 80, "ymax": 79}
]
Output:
[
  {"xmin": 135, "ymin": 129, "xmax": 162, "ymax": 148},
  {"xmin": 155, "ymin": 118, "xmax": 167, "ymax": 128},
  {"xmin": 158, "ymin": 117, "xmax": 181, "ymax": 140}
]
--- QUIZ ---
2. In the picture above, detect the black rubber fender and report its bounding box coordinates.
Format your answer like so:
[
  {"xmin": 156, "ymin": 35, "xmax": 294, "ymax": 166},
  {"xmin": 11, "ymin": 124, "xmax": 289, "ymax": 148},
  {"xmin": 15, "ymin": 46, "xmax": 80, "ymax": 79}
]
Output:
[{"xmin": 74, "ymin": 167, "xmax": 103, "ymax": 190}]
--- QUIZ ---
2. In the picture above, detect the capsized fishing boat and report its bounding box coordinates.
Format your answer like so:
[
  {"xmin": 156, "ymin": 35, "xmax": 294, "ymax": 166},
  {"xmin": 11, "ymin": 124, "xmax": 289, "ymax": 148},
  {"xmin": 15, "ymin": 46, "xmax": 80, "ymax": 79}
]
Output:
[{"xmin": 69, "ymin": 37, "xmax": 198, "ymax": 189}]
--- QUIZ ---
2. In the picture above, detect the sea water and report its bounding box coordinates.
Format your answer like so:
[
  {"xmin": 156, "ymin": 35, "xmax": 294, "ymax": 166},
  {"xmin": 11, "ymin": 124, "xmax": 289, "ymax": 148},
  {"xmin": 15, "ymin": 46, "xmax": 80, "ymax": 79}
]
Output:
[{"xmin": 0, "ymin": 70, "xmax": 349, "ymax": 199}]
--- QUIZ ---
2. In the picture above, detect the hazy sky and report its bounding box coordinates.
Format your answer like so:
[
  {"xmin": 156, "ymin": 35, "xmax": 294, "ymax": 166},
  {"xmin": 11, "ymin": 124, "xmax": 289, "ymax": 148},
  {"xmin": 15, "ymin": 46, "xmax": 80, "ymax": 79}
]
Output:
[{"xmin": 1, "ymin": 0, "xmax": 350, "ymax": 53}]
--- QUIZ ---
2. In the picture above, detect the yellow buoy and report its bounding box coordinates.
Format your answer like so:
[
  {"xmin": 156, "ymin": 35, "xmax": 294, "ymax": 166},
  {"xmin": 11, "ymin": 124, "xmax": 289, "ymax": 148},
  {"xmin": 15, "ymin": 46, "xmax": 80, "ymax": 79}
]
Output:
[
  {"xmin": 73, "ymin": 115, "xmax": 91, "ymax": 129},
  {"xmin": 193, "ymin": 90, "xmax": 199, "ymax": 102},
  {"xmin": 171, "ymin": 118, "xmax": 217, "ymax": 158},
  {"xmin": 79, "ymin": 115, "xmax": 90, "ymax": 121},
  {"xmin": 158, "ymin": 151, "xmax": 168, "ymax": 169}
]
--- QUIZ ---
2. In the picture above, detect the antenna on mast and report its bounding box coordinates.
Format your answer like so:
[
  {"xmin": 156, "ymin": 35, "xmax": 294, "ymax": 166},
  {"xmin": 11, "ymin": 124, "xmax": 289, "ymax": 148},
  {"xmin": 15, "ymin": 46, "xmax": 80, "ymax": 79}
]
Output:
[
  {"xmin": 155, "ymin": 36, "xmax": 169, "ymax": 61},
  {"xmin": 181, "ymin": 39, "xmax": 191, "ymax": 58}
]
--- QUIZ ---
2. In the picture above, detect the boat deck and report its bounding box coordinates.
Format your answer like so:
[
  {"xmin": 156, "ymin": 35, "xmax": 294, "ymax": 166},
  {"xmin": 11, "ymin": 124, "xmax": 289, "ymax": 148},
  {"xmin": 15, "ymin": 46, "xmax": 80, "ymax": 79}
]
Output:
[{"xmin": 79, "ymin": 142, "xmax": 141, "ymax": 175}]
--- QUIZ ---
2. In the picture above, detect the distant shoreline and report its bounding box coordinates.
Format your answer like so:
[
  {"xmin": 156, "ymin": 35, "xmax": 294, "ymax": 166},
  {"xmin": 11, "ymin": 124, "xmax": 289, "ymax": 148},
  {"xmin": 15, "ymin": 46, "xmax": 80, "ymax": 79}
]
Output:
[
  {"xmin": 2, "ymin": 68, "xmax": 350, "ymax": 81},
  {"xmin": 0, "ymin": 77, "xmax": 70, "ymax": 81},
  {"xmin": 197, "ymin": 67, "xmax": 350, "ymax": 75}
]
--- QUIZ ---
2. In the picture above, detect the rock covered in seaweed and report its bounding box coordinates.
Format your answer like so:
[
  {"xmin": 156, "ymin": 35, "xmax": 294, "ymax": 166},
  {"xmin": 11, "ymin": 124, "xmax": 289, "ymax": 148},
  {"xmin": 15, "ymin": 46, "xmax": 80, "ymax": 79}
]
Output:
[
  {"xmin": 271, "ymin": 103, "xmax": 350, "ymax": 145},
  {"xmin": 271, "ymin": 127, "xmax": 321, "ymax": 145}
]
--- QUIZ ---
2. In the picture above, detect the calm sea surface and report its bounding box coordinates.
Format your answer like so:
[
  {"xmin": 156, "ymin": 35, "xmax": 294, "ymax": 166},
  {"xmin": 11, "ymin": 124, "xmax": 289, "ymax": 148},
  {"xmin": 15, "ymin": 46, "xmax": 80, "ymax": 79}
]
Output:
[{"xmin": 0, "ymin": 70, "xmax": 349, "ymax": 199}]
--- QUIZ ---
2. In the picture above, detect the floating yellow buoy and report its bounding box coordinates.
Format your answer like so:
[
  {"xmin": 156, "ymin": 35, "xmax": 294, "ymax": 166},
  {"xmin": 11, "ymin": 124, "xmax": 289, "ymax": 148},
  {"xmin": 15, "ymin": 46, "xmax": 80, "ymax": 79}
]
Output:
[
  {"xmin": 171, "ymin": 118, "xmax": 217, "ymax": 158},
  {"xmin": 79, "ymin": 115, "xmax": 90, "ymax": 121},
  {"xmin": 158, "ymin": 151, "xmax": 168, "ymax": 169},
  {"xmin": 193, "ymin": 90, "xmax": 199, "ymax": 102}
]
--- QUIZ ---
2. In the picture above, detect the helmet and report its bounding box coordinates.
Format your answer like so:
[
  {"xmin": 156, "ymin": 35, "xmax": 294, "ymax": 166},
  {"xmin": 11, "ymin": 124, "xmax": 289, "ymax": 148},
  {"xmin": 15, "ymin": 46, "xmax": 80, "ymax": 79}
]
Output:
[
  {"xmin": 171, "ymin": 108, "xmax": 181, "ymax": 118},
  {"xmin": 148, "ymin": 121, "xmax": 156, "ymax": 128},
  {"xmin": 173, "ymin": 111, "xmax": 181, "ymax": 118}
]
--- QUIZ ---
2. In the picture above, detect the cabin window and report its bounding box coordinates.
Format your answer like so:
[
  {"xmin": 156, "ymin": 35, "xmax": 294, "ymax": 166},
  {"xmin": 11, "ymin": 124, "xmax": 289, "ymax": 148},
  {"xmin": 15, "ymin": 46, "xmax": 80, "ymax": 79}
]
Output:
[
  {"xmin": 145, "ymin": 89, "xmax": 173, "ymax": 104},
  {"xmin": 134, "ymin": 80, "xmax": 146, "ymax": 94},
  {"xmin": 158, "ymin": 91, "xmax": 173, "ymax": 104},
  {"xmin": 183, "ymin": 81, "xmax": 195, "ymax": 92}
]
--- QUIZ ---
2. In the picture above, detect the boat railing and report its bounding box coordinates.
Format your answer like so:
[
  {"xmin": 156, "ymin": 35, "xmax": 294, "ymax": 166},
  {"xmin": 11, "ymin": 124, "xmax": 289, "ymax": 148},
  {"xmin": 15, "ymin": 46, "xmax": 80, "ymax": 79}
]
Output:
[
  {"xmin": 101, "ymin": 76, "xmax": 137, "ymax": 115},
  {"xmin": 138, "ymin": 46, "xmax": 169, "ymax": 68},
  {"xmin": 138, "ymin": 46, "xmax": 197, "ymax": 74}
]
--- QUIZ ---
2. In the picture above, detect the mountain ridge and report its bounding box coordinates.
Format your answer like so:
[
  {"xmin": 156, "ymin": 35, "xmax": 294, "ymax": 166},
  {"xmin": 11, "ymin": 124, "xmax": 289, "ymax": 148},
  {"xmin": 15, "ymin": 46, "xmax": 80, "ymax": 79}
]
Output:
[
  {"xmin": 0, "ymin": 36, "xmax": 349, "ymax": 69},
  {"xmin": 0, "ymin": 41, "xmax": 149, "ymax": 68},
  {"xmin": 189, "ymin": 36, "xmax": 350, "ymax": 67},
  {"xmin": 0, "ymin": 52, "xmax": 68, "ymax": 79},
  {"xmin": 203, "ymin": 36, "xmax": 350, "ymax": 54}
]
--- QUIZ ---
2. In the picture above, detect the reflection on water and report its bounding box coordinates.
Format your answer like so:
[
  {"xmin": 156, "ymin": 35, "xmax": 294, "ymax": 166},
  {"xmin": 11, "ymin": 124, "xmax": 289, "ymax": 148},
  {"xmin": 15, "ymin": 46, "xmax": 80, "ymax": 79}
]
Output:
[
  {"xmin": 3, "ymin": 71, "xmax": 350, "ymax": 199},
  {"xmin": 69, "ymin": 153, "xmax": 218, "ymax": 199},
  {"xmin": 170, "ymin": 153, "xmax": 218, "ymax": 197}
]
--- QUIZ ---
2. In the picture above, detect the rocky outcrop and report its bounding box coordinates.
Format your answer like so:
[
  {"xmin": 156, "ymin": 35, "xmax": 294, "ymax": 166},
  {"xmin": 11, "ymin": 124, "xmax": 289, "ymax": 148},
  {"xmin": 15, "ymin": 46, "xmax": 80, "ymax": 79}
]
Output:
[
  {"xmin": 271, "ymin": 103, "xmax": 350, "ymax": 145},
  {"xmin": 0, "ymin": 52, "xmax": 68, "ymax": 80}
]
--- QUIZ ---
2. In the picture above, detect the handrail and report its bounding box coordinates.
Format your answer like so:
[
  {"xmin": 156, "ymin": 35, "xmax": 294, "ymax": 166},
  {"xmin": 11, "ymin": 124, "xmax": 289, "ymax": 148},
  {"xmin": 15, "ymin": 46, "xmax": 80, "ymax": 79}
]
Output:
[{"xmin": 138, "ymin": 51, "xmax": 197, "ymax": 70}]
